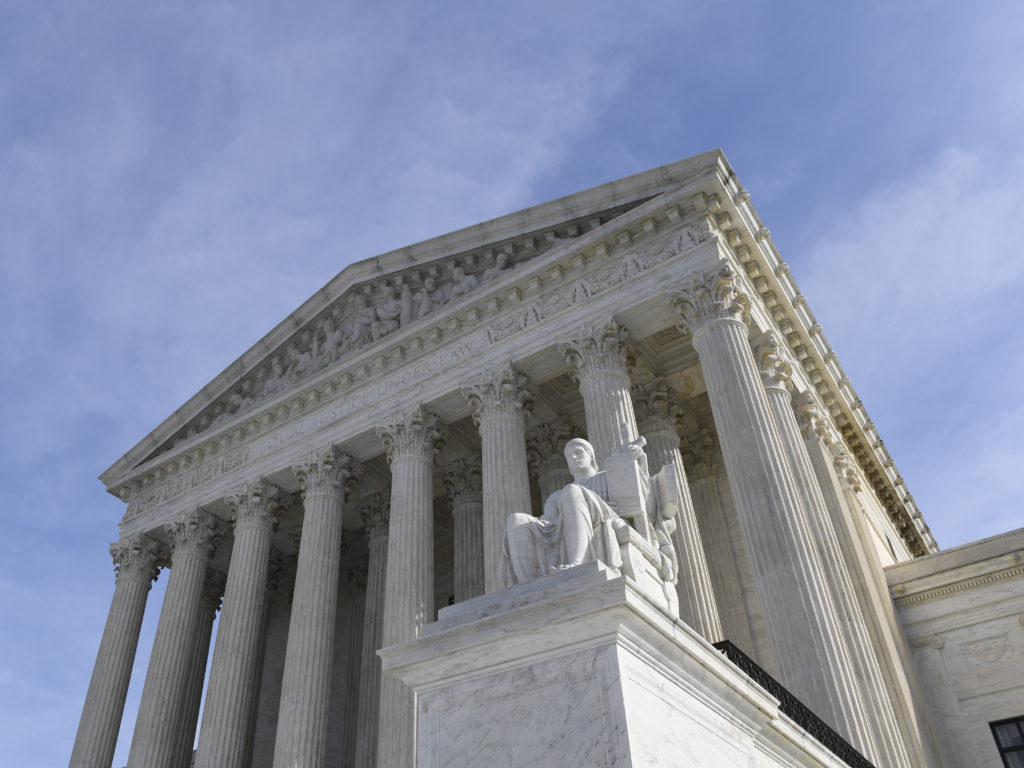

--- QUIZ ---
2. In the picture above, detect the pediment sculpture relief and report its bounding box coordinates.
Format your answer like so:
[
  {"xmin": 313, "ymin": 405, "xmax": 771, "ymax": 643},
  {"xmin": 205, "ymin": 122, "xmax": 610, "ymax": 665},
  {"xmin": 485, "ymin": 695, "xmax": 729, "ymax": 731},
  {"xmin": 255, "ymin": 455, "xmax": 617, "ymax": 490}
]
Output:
[{"xmin": 164, "ymin": 251, "xmax": 523, "ymax": 452}]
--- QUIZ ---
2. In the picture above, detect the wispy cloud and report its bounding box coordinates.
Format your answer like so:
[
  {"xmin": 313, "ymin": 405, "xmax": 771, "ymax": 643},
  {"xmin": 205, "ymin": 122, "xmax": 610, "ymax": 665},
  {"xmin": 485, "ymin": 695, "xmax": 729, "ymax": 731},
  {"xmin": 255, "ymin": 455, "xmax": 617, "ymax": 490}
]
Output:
[{"xmin": 799, "ymin": 147, "xmax": 1024, "ymax": 546}]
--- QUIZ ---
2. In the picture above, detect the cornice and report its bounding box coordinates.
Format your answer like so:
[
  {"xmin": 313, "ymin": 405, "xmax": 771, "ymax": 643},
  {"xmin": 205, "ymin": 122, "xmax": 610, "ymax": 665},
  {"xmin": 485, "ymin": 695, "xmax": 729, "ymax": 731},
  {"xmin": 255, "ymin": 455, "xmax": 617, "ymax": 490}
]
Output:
[{"xmin": 890, "ymin": 559, "xmax": 1024, "ymax": 609}]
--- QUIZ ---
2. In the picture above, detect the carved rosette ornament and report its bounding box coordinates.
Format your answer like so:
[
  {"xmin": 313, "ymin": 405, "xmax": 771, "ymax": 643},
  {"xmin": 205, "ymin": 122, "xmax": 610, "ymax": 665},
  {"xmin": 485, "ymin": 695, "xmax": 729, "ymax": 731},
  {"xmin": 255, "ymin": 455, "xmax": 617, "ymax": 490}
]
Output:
[
  {"xmin": 226, "ymin": 478, "xmax": 286, "ymax": 531},
  {"xmin": 292, "ymin": 446, "xmax": 362, "ymax": 500},
  {"xmin": 526, "ymin": 420, "xmax": 574, "ymax": 478},
  {"xmin": 110, "ymin": 536, "xmax": 162, "ymax": 584},
  {"xmin": 376, "ymin": 406, "xmax": 448, "ymax": 463},
  {"xmin": 442, "ymin": 456, "xmax": 483, "ymax": 507},
  {"xmin": 755, "ymin": 332, "xmax": 793, "ymax": 392},
  {"xmin": 461, "ymin": 364, "xmax": 535, "ymax": 426},
  {"xmin": 360, "ymin": 491, "xmax": 391, "ymax": 541},
  {"xmin": 669, "ymin": 264, "xmax": 751, "ymax": 337},
  {"xmin": 164, "ymin": 508, "xmax": 220, "ymax": 558},
  {"xmin": 559, "ymin": 318, "xmax": 635, "ymax": 381},
  {"xmin": 632, "ymin": 379, "xmax": 682, "ymax": 436}
]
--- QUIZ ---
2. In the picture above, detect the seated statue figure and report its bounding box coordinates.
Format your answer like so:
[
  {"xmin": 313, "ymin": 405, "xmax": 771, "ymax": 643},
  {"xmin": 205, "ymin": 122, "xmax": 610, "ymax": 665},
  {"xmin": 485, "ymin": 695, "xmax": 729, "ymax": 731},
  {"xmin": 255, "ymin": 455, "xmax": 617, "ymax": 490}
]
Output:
[
  {"xmin": 503, "ymin": 438, "xmax": 628, "ymax": 584},
  {"xmin": 501, "ymin": 430, "xmax": 681, "ymax": 615}
]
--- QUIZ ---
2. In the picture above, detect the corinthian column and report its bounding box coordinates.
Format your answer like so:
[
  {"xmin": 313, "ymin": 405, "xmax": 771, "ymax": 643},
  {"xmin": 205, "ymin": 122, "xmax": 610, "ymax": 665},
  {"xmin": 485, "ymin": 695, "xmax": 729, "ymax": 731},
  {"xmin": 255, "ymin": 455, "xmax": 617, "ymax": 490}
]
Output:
[
  {"xmin": 669, "ymin": 266, "xmax": 866, "ymax": 745},
  {"xmin": 175, "ymin": 569, "xmax": 225, "ymax": 768},
  {"xmin": 70, "ymin": 537, "xmax": 160, "ymax": 768},
  {"xmin": 559, "ymin": 319, "xmax": 638, "ymax": 465},
  {"xmin": 273, "ymin": 447, "xmax": 361, "ymax": 768},
  {"xmin": 354, "ymin": 492, "xmax": 389, "ymax": 768},
  {"xmin": 462, "ymin": 365, "xmax": 533, "ymax": 593},
  {"xmin": 527, "ymin": 421, "xmax": 574, "ymax": 501},
  {"xmin": 375, "ymin": 407, "xmax": 446, "ymax": 768},
  {"xmin": 196, "ymin": 481, "xmax": 285, "ymax": 768},
  {"xmin": 755, "ymin": 334, "xmax": 894, "ymax": 765},
  {"xmin": 128, "ymin": 509, "xmax": 218, "ymax": 768},
  {"xmin": 633, "ymin": 379, "xmax": 722, "ymax": 640},
  {"xmin": 442, "ymin": 456, "xmax": 485, "ymax": 602},
  {"xmin": 795, "ymin": 393, "xmax": 929, "ymax": 768}
]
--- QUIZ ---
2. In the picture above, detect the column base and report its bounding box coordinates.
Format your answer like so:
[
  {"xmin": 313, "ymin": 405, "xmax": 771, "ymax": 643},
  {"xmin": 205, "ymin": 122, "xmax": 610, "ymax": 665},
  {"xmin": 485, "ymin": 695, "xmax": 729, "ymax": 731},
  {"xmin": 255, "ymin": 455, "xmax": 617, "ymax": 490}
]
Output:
[{"xmin": 381, "ymin": 563, "xmax": 852, "ymax": 767}]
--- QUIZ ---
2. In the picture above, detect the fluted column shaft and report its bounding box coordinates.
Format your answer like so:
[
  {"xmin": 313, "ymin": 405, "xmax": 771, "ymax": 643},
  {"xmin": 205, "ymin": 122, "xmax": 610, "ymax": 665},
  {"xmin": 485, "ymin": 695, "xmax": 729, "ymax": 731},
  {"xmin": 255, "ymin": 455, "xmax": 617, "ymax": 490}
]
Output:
[
  {"xmin": 640, "ymin": 427, "xmax": 722, "ymax": 639},
  {"xmin": 70, "ymin": 538, "xmax": 159, "ymax": 768},
  {"xmin": 354, "ymin": 494, "xmax": 389, "ymax": 768},
  {"xmin": 273, "ymin": 448, "xmax": 360, "ymax": 768},
  {"xmin": 798, "ymin": 398, "xmax": 930, "ymax": 768},
  {"xmin": 757, "ymin": 382, "xmax": 883, "ymax": 763},
  {"xmin": 463, "ymin": 366, "xmax": 533, "ymax": 593},
  {"xmin": 128, "ymin": 510, "xmax": 217, "ymax": 768},
  {"xmin": 443, "ymin": 458, "xmax": 484, "ymax": 603},
  {"xmin": 196, "ymin": 482, "xmax": 281, "ymax": 768},
  {"xmin": 671, "ymin": 268, "xmax": 864, "ymax": 742},
  {"xmin": 376, "ymin": 407, "xmax": 446, "ymax": 768},
  {"xmin": 560, "ymin": 320, "xmax": 637, "ymax": 465},
  {"xmin": 175, "ymin": 572, "xmax": 222, "ymax": 768},
  {"xmin": 758, "ymin": 344, "xmax": 911, "ymax": 768}
]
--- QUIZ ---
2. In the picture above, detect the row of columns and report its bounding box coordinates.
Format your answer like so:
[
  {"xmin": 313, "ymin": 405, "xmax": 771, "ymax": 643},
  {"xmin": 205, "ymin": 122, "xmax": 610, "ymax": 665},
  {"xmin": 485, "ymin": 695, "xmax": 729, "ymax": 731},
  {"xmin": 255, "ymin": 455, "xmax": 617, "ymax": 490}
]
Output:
[{"xmin": 72, "ymin": 260, "xmax": 916, "ymax": 768}]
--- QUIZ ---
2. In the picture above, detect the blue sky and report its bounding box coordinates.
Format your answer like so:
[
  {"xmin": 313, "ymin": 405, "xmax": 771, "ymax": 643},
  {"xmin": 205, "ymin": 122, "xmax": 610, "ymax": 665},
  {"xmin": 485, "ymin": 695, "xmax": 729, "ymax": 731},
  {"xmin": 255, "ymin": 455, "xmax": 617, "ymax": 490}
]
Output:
[{"xmin": 2, "ymin": 2, "xmax": 1022, "ymax": 765}]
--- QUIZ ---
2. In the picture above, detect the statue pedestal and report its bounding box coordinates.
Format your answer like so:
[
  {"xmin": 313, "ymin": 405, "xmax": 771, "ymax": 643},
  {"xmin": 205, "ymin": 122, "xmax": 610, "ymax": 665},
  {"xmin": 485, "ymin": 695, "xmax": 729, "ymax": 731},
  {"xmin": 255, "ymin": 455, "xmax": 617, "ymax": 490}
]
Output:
[{"xmin": 380, "ymin": 563, "xmax": 847, "ymax": 767}]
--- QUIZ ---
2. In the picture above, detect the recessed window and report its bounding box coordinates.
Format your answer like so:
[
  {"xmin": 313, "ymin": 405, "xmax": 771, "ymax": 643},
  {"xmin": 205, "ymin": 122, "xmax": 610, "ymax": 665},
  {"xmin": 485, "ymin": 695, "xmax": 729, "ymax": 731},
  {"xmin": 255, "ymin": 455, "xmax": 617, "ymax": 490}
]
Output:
[{"xmin": 991, "ymin": 716, "xmax": 1024, "ymax": 767}]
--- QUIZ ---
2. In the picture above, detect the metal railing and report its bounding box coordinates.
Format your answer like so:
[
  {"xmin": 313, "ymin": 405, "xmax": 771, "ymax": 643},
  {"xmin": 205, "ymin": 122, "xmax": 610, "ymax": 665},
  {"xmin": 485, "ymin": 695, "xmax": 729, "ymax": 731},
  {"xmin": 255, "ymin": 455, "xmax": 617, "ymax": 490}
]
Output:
[{"xmin": 712, "ymin": 640, "xmax": 876, "ymax": 768}]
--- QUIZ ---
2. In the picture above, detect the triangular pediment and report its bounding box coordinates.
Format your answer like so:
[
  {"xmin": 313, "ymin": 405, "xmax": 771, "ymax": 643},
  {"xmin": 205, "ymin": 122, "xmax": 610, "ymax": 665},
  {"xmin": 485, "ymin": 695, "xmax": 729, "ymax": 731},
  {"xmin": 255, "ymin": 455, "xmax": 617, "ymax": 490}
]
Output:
[{"xmin": 100, "ymin": 150, "xmax": 728, "ymax": 490}]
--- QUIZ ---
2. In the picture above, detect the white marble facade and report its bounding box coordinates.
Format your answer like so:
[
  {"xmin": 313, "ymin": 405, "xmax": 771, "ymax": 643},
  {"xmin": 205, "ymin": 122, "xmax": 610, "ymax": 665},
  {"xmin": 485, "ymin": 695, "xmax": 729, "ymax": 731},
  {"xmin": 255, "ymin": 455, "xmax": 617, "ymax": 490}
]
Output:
[{"xmin": 70, "ymin": 151, "xmax": 1020, "ymax": 768}]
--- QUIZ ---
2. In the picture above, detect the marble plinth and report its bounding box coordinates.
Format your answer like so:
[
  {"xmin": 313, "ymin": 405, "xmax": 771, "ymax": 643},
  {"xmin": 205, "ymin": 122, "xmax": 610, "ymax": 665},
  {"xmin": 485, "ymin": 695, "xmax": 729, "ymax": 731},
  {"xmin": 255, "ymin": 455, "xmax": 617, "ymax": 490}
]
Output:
[{"xmin": 381, "ymin": 563, "xmax": 849, "ymax": 768}]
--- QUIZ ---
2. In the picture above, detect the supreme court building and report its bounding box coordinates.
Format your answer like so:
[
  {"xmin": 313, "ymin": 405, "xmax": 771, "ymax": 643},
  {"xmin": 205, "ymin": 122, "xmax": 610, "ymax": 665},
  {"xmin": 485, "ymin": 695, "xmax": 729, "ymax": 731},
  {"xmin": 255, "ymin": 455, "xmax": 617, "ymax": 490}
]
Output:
[{"xmin": 70, "ymin": 151, "xmax": 1024, "ymax": 768}]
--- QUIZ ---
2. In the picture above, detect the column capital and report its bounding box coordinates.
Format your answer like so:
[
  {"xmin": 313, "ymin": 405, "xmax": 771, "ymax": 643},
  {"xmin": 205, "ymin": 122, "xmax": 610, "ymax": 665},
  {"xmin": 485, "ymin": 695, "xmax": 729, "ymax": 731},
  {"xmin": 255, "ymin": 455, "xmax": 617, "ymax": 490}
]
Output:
[
  {"xmin": 681, "ymin": 427, "xmax": 719, "ymax": 480},
  {"xmin": 110, "ymin": 536, "xmax": 162, "ymax": 585},
  {"xmin": 359, "ymin": 491, "xmax": 391, "ymax": 541},
  {"xmin": 669, "ymin": 264, "xmax": 750, "ymax": 336},
  {"xmin": 526, "ymin": 420, "xmax": 574, "ymax": 478},
  {"xmin": 558, "ymin": 318, "xmax": 634, "ymax": 381},
  {"xmin": 292, "ymin": 446, "xmax": 362, "ymax": 499},
  {"xmin": 442, "ymin": 455, "xmax": 483, "ymax": 507},
  {"xmin": 165, "ymin": 508, "xmax": 221, "ymax": 558},
  {"xmin": 461, "ymin": 364, "xmax": 534, "ymax": 426},
  {"xmin": 200, "ymin": 568, "xmax": 227, "ymax": 614},
  {"xmin": 793, "ymin": 390, "xmax": 835, "ymax": 444},
  {"xmin": 226, "ymin": 478, "xmax": 287, "ymax": 530},
  {"xmin": 376, "ymin": 405, "xmax": 447, "ymax": 463},
  {"xmin": 831, "ymin": 445, "xmax": 864, "ymax": 492},
  {"xmin": 632, "ymin": 378, "xmax": 683, "ymax": 437},
  {"xmin": 755, "ymin": 331, "xmax": 794, "ymax": 392},
  {"xmin": 267, "ymin": 549, "xmax": 292, "ymax": 593}
]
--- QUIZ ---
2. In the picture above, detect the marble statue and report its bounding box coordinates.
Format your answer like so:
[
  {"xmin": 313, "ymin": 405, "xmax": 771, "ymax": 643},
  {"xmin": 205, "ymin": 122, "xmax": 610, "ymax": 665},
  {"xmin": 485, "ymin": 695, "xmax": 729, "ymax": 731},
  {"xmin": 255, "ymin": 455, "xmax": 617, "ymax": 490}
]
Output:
[
  {"xmin": 482, "ymin": 251, "xmax": 512, "ymax": 282},
  {"xmin": 503, "ymin": 438, "xmax": 628, "ymax": 584},
  {"xmin": 372, "ymin": 284, "xmax": 402, "ymax": 341},
  {"xmin": 413, "ymin": 276, "xmax": 444, "ymax": 319},
  {"xmin": 448, "ymin": 265, "xmax": 479, "ymax": 300},
  {"xmin": 501, "ymin": 431, "xmax": 679, "ymax": 603},
  {"xmin": 350, "ymin": 293, "xmax": 377, "ymax": 348}
]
